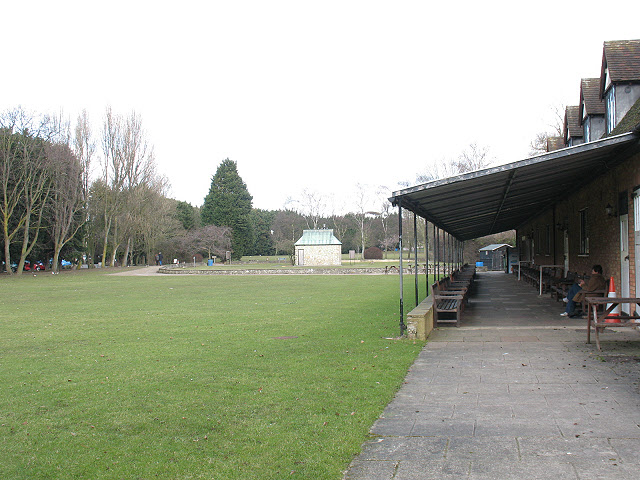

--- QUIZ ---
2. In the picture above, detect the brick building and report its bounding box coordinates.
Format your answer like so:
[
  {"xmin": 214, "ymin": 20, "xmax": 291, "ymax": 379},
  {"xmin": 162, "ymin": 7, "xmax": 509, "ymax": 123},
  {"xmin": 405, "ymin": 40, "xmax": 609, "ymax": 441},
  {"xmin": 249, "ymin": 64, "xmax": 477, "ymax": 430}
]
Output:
[
  {"xmin": 389, "ymin": 39, "xmax": 640, "ymax": 315},
  {"xmin": 520, "ymin": 40, "xmax": 640, "ymax": 304}
]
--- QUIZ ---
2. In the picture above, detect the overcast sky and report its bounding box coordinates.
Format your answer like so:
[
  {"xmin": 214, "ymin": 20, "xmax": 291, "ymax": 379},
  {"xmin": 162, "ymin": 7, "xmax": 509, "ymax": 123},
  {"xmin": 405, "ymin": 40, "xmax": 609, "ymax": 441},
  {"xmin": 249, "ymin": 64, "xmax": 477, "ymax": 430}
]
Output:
[{"xmin": 3, "ymin": 1, "xmax": 639, "ymax": 213}]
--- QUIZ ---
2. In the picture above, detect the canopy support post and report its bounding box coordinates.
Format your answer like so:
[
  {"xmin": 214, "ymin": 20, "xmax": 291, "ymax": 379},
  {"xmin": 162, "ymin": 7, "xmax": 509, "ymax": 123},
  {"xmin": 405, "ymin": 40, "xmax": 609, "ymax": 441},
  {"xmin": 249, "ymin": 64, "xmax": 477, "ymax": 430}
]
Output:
[
  {"xmin": 398, "ymin": 203, "xmax": 405, "ymax": 336},
  {"xmin": 425, "ymin": 220, "xmax": 430, "ymax": 297},
  {"xmin": 414, "ymin": 212, "xmax": 419, "ymax": 307}
]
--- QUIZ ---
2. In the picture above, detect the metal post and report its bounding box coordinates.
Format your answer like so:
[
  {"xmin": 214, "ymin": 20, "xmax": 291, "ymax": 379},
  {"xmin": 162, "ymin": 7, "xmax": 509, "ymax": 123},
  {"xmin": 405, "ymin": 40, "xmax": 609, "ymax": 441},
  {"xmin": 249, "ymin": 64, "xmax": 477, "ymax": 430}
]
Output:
[
  {"xmin": 398, "ymin": 204, "xmax": 405, "ymax": 336},
  {"xmin": 414, "ymin": 213, "xmax": 419, "ymax": 307},
  {"xmin": 425, "ymin": 220, "xmax": 430, "ymax": 297},
  {"xmin": 444, "ymin": 230, "xmax": 448, "ymax": 277},
  {"xmin": 435, "ymin": 225, "xmax": 440, "ymax": 281},
  {"xmin": 450, "ymin": 234, "xmax": 454, "ymax": 273}
]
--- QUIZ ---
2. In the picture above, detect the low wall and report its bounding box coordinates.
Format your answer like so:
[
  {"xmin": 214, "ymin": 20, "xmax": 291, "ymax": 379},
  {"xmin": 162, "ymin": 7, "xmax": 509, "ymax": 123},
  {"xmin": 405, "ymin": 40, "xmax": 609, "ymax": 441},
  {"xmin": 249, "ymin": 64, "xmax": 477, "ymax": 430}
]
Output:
[
  {"xmin": 406, "ymin": 296, "xmax": 435, "ymax": 341},
  {"xmin": 159, "ymin": 266, "xmax": 412, "ymax": 275}
]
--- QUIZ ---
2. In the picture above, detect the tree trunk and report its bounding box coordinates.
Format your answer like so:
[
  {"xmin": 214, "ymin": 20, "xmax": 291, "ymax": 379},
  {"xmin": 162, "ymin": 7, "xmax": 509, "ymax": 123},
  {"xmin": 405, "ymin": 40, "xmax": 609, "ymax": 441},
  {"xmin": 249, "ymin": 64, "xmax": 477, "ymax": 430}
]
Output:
[{"xmin": 122, "ymin": 237, "xmax": 132, "ymax": 267}]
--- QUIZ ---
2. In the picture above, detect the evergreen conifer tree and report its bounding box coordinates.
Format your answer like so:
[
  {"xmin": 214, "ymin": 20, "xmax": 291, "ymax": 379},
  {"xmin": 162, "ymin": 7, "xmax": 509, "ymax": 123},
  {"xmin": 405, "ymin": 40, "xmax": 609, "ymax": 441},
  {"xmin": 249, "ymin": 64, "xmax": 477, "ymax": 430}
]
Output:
[{"xmin": 201, "ymin": 159, "xmax": 253, "ymax": 259}]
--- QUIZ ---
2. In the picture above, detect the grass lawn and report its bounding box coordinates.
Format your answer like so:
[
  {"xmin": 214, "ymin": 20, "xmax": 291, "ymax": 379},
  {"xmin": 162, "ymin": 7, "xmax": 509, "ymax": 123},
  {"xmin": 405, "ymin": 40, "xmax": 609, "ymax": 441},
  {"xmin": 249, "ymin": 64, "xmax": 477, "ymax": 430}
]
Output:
[{"xmin": 0, "ymin": 270, "xmax": 426, "ymax": 479}]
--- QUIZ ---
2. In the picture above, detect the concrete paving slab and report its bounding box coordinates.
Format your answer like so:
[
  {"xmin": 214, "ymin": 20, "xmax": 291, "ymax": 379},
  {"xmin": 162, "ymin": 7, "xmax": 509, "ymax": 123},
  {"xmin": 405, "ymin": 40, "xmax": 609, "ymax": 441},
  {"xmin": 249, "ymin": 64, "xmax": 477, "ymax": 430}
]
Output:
[
  {"xmin": 342, "ymin": 272, "xmax": 640, "ymax": 480},
  {"xmin": 358, "ymin": 437, "xmax": 448, "ymax": 461},
  {"xmin": 572, "ymin": 462, "xmax": 639, "ymax": 480}
]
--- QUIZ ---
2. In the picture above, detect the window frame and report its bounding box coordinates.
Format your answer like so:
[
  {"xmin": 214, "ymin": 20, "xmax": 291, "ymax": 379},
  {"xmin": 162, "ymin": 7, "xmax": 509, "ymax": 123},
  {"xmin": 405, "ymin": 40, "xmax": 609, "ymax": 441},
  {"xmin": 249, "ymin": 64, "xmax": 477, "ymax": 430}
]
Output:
[
  {"xmin": 605, "ymin": 85, "xmax": 616, "ymax": 134},
  {"xmin": 579, "ymin": 208, "xmax": 589, "ymax": 255}
]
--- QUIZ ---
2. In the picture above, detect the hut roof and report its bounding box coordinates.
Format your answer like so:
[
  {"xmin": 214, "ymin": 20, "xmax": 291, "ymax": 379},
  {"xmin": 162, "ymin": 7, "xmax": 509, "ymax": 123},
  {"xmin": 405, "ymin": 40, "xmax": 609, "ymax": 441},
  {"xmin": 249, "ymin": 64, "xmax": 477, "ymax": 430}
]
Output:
[
  {"xmin": 295, "ymin": 229, "xmax": 342, "ymax": 246},
  {"xmin": 479, "ymin": 244, "xmax": 511, "ymax": 252}
]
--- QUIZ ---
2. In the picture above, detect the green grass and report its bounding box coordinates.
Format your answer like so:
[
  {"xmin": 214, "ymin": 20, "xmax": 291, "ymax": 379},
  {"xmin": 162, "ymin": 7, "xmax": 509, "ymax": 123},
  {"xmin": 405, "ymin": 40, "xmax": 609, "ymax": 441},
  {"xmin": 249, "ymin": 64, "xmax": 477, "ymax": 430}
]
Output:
[{"xmin": 0, "ymin": 271, "xmax": 425, "ymax": 479}]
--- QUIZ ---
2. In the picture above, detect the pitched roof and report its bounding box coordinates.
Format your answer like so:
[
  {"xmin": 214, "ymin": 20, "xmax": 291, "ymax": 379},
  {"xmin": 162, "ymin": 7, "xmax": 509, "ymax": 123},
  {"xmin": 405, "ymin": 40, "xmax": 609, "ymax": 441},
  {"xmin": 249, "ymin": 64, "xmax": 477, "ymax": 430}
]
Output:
[
  {"xmin": 295, "ymin": 229, "xmax": 342, "ymax": 246},
  {"xmin": 389, "ymin": 132, "xmax": 640, "ymax": 241},
  {"xmin": 479, "ymin": 244, "xmax": 511, "ymax": 252},
  {"xmin": 580, "ymin": 78, "xmax": 605, "ymax": 118},
  {"xmin": 600, "ymin": 39, "xmax": 640, "ymax": 96},
  {"xmin": 564, "ymin": 105, "xmax": 583, "ymax": 141}
]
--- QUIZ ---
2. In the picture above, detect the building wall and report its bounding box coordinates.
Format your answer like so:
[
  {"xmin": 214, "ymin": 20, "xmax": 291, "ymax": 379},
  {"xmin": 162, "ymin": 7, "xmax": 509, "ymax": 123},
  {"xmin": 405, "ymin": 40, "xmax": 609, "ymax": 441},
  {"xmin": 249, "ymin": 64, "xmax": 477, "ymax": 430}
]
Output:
[
  {"xmin": 615, "ymin": 84, "xmax": 640, "ymax": 126},
  {"xmin": 294, "ymin": 245, "xmax": 342, "ymax": 266},
  {"xmin": 518, "ymin": 151, "xmax": 639, "ymax": 296},
  {"xmin": 587, "ymin": 116, "xmax": 606, "ymax": 142}
]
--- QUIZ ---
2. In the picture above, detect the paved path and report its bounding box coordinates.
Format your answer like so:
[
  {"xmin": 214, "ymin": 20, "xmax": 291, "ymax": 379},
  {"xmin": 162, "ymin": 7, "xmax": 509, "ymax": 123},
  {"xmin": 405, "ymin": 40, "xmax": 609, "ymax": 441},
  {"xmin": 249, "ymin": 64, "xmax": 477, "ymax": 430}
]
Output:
[
  {"xmin": 109, "ymin": 265, "xmax": 164, "ymax": 276},
  {"xmin": 343, "ymin": 272, "xmax": 640, "ymax": 480}
]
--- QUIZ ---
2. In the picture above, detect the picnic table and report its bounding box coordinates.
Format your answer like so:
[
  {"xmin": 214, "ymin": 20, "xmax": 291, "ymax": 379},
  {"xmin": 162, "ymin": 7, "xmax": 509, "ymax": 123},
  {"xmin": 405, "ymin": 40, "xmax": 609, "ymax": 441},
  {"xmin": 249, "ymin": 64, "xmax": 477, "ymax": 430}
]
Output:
[{"xmin": 586, "ymin": 297, "xmax": 640, "ymax": 350}]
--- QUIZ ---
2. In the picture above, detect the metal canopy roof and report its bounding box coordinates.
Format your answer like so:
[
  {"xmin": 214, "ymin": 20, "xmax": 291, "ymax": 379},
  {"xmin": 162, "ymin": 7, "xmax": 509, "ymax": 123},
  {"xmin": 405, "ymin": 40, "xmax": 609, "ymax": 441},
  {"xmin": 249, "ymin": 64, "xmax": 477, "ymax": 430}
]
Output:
[{"xmin": 389, "ymin": 132, "xmax": 640, "ymax": 241}]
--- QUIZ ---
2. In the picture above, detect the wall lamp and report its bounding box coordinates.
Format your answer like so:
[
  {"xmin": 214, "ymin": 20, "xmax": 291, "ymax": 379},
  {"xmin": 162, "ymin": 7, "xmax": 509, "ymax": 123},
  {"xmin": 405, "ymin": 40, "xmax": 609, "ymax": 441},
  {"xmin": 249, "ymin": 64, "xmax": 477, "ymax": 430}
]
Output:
[{"xmin": 605, "ymin": 203, "xmax": 616, "ymax": 217}]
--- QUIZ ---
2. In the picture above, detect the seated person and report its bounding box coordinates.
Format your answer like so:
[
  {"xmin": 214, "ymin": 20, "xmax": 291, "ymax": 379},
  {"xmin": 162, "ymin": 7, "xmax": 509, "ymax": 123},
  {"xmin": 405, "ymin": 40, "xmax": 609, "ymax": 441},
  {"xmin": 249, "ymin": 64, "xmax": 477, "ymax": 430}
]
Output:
[{"xmin": 561, "ymin": 265, "xmax": 606, "ymax": 317}]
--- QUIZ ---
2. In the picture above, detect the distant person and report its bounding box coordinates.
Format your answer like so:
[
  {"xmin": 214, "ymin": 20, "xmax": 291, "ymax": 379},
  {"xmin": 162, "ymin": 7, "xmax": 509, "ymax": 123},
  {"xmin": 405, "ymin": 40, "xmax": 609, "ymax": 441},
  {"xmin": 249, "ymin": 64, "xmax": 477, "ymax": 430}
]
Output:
[
  {"xmin": 561, "ymin": 265, "xmax": 606, "ymax": 317},
  {"xmin": 158, "ymin": 252, "xmax": 163, "ymax": 266},
  {"xmin": 154, "ymin": 253, "xmax": 159, "ymax": 266}
]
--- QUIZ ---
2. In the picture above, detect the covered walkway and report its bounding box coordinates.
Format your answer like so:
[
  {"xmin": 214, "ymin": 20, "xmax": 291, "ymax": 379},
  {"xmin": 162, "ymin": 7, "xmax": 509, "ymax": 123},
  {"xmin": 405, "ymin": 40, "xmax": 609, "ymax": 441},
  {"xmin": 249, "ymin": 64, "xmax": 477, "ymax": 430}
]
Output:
[{"xmin": 343, "ymin": 272, "xmax": 640, "ymax": 480}]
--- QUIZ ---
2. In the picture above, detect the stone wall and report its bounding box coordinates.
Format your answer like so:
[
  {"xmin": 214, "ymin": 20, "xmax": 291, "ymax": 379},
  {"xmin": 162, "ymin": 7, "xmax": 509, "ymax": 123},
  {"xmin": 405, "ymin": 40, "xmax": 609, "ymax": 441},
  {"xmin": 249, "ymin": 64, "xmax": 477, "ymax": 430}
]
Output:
[{"xmin": 294, "ymin": 244, "xmax": 342, "ymax": 266}]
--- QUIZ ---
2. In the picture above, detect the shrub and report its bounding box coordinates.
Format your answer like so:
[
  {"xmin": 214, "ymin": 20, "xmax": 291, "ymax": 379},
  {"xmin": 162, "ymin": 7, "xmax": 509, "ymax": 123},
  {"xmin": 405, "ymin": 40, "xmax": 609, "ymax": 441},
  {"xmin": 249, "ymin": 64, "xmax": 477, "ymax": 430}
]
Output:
[{"xmin": 364, "ymin": 246, "xmax": 383, "ymax": 259}]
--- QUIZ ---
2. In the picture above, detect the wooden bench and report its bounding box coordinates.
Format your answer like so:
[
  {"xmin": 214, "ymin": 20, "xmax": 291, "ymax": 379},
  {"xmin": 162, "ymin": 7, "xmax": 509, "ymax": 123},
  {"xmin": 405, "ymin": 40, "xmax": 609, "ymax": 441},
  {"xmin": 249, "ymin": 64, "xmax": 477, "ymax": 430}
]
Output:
[
  {"xmin": 540, "ymin": 266, "xmax": 564, "ymax": 294},
  {"xmin": 432, "ymin": 283, "xmax": 463, "ymax": 327}
]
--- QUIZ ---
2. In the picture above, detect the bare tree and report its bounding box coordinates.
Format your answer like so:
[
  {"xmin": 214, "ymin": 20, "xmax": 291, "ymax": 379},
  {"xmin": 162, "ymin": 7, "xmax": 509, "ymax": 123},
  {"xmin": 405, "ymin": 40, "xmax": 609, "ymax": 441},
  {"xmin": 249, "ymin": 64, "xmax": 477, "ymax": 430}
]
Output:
[
  {"xmin": 99, "ymin": 108, "xmax": 156, "ymax": 266},
  {"xmin": 47, "ymin": 139, "xmax": 86, "ymax": 272},
  {"xmin": 73, "ymin": 110, "xmax": 95, "ymax": 267},
  {"xmin": 271, "ymin": 209, "xmax": 305, "ymax": 256},
  {"xmin": 453, "ymin": 143, "xmax": 491, "ymax": 172},
  {"xmin": 287, "ymin": 189, "xmax": 326, "ymax": 229},
  {"xmin": 187, "ymin": 225, "xmax": 232, "ymax": 261},
  {"xmin": 0, "ymin": 109, "xmax": 25, "ymax": 273},
  {"xmin": 376, "ymin": 187, "xmax": 397, "ymax": 258},
  {"xmin": 353, "ymin": 183, "xmax": 376, "ymax": 259},
  {"xmin": 0, "ymin": 107, "xmax": 56, "ymax": 274},
  {"xmin": 529, "ymin": 105, "xmax": 565, "ymax": 155}
]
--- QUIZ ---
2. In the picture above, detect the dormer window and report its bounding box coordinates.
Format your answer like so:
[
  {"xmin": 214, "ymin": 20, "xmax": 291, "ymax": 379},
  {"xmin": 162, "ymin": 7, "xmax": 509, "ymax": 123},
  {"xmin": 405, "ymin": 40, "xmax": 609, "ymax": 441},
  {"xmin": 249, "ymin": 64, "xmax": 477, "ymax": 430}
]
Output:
[
  {"xmin": 584, "ymin": 117, "xmax": 590, "ymax": 142},
  {"xmin": 605, "ymin": 85, "xmax": 616, "ymax": 133}
]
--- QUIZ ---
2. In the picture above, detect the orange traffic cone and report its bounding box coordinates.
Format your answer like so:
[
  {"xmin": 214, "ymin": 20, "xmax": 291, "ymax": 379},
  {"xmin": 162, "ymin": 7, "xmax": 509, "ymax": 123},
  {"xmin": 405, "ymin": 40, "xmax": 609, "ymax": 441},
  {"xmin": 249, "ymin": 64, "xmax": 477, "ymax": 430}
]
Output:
[{"xmin": 605, "ymin": 276, "xmax": 621, "ymax": 323}]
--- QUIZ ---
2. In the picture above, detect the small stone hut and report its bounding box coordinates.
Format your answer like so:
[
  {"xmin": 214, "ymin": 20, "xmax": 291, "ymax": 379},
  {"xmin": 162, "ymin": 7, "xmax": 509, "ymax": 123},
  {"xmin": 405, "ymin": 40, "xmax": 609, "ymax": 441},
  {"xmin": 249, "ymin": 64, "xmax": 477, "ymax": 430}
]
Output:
[{"xmin": 294, "ymin": 229, "xmax": 342, "ymax": 266}]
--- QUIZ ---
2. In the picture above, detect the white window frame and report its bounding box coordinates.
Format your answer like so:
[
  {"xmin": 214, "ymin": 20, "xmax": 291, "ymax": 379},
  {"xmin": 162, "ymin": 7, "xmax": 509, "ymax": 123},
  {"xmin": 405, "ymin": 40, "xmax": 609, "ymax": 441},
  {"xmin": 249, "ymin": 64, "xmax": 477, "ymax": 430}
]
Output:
[
  {"xmin": 583, "ymin": 117, "xmax": 591, "ymax": 143},
  {"xmin": 606, "ymin": 85, "xmax": 616, "ymax": 133}
]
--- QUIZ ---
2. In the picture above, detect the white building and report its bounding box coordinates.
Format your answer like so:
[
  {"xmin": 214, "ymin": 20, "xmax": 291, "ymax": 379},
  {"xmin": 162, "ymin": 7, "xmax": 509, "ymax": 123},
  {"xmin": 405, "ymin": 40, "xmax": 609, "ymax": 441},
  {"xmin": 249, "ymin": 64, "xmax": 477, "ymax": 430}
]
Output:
[{"xmin": 294, "ymin": 230, "xmax": 342, "ymax": 266}]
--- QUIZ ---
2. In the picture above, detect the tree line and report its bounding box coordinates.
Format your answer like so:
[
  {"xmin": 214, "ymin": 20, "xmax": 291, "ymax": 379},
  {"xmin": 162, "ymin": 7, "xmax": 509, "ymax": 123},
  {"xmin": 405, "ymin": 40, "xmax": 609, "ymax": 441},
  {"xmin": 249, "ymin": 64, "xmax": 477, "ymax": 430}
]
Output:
[{"xmin": 1, "ymin": 106, "xmax": 513, "ymax": 274}]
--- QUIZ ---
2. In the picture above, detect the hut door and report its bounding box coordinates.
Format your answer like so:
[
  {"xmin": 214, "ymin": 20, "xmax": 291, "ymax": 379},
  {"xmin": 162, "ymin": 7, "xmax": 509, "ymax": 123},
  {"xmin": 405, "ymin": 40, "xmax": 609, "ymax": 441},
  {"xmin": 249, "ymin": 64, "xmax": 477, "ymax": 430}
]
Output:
[{"xmin": 297, "ymin": 249, "xmax": 305, "ymax": 266}]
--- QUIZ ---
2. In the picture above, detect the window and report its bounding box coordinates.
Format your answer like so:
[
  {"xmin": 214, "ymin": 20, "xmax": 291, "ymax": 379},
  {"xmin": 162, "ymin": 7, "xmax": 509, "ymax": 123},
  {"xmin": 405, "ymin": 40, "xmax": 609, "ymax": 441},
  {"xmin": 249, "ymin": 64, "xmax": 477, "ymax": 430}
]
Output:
[
  {"xmin": 583, "ymin": 117, "xmax": 590, "ymax": 142},
  {"xmin": 605, "ymin": 86, "xmax": 616, "ymax": 133},
  {"xmin": 545, "ymin": 225, "xmax": 551, "ymax": 255},
  {"xmin": 579, "ymin": 209, "xmax": 589, "ymax": 255}
]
